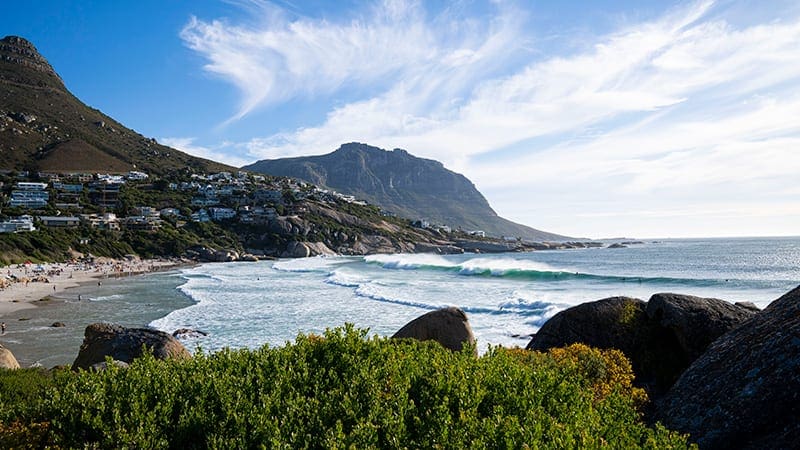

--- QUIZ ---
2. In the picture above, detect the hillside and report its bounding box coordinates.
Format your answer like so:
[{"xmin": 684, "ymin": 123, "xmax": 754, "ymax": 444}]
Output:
[
  {"xmin": 0, "ymin": 36, "xmax": 230, "ymax": 175},
  {"xmin": 244, "ymin": 143, "xmax": 569, "ymax": 241}
]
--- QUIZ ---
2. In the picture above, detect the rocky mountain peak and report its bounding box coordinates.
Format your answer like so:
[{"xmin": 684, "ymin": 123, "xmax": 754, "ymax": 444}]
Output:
[{"xmin": 0, "ymin": 35, "xmax": 64, "ymax": 88}]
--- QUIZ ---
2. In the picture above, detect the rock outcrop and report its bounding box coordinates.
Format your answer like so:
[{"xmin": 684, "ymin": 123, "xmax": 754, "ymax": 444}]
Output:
[
  {"xmin": 72, "ymin": 323, "xmax": 190, "ymax": 370},
  {"xmin": 527, "ymin": 293, "xmax": 757, "ymax": 393},
  {"xmin": 526, "ymin": 297, "xmax": 682, "ymax": 390},
  {"xmin": 654, "ymin": 286, "xmax": 800, "ymax": 449},
  {"xmin": 172, "ymin": 328, "xmax": 208, "ymax": 339},
  {"xmin": 0, "ymin": 344, "xmax": 21, "ymax": 369},
  {"xmin": 244, "ymin": 142, "xmax": 569, "ymax": 241},
  {"xmin": 392, "ymin": 307, "xmax": 476, "ymax": 354},
  {"xmin": 646, "ymin": 293, "xmax": 757, "ymax": 360}
]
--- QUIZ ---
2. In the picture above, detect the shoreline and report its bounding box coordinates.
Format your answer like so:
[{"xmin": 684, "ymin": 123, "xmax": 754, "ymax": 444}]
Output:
[
  {"xmin": 0, "ymin": 257, "xmax": 193, "ymax": 317},
  {"xmin": 0, "ymin": 262, "xmax": 197, "ymax": 367}
]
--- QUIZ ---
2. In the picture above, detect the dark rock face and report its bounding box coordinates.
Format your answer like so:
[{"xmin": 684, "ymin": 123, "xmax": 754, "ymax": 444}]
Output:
[
  {"xmin": 526, "ymin": 297, "xmax": 685, "ymax": 391},
  {"xmin": 646, "ymin": 293, "xmax": 757, "ymax": 361},
  {"xmin": 655, "ymin": 286, "xmax": 800, "ymax": 449},
  {"xmin": 527, "ymin": 297, "xmax": 646, "ymax": 353},
  {"xmin": 527, "ymin": 293, "xmax": 757, "ymax": 394},
  {"xmin": 392, "ymin": 307, "xmax": 476, "ymax": 354},
  {"xmin": 51, "ymin": 321, "xmax": 66, "ymax": 327},
  {"xmin": 72, "ymin": 323, "xmax": 190, "ymax": 370},
  {"xmin": 172, "ymin": 328, "xmax": 208, "ymax": 339}
]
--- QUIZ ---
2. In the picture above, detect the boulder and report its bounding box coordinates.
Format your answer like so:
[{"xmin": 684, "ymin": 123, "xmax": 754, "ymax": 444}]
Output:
[
  {"xmin": 0, "ymin": 344, "xmax": 20, "ymax": 369},
  {"xmin": 304, "ymin": 241, "xmax": 337, "ymax": 256},
  {"xmin": 654, "ymin": 285, "xmax": 800, "ymax": 449},
  {"xmin": 392, "ymin": 307, "xmax": 476, "ymax": 354},
  {"xmin": 172, "ymin": 328, "xmax": 208, "ymax": 339},
  {"xmin": 735, "ymin": 301, "xmax": 760, "ymax": 312},
  {"xmin": 526, "ymin": 296, "xmax": 699, "ymax": 393},
  {"xmin": 282, "ymin": 241, "xmax": 310, "ymax": 258},
  {"xmin": 607, "ymin": 243, "xmax": 627, "ymax": 249},
  {"xmin": 90, "ymin": 360, "xmax": 129, "ymax": 371},
  {"xmin": 646, "ymin": 293, "xmax": 757, "ymax": 361},
  {"xmin": 527, "ymin": 297, "xmax": 647, "ymax": 352},
  {"xmin": 51, "ymin": 321, "xmax": 66, "ymax": 327},
  {"xmin": 72, "ymin": 323, "xmax": 191, "ymax": 370}
]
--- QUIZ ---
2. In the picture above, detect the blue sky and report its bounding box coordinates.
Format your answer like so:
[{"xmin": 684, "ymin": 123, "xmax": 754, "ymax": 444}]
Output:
[{"xmin": 3, "ymin": 0, "xmax": 800, "ymax": 238}]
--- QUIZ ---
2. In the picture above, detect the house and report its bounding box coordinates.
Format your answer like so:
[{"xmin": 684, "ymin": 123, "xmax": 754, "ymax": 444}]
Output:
[
  {"xmin": 82, "ymin": 213, "xmax": 120, "ymax": 231},
  {"xmin": 88, "ymin": 180, "xmax": 123, "ymax": 208},
  {"xmin": 9, "ymin": 189, "xmax": 49, "ymax": 208},
  {"xmin": 131, "ymin": 206, "xmax": 160, "ymax": 219},
  {"xmin": 0, "ymin": 215, "xmax": 35, "ymax": 233},
  {"xmin": 160, "ymin": 208, "xmax": 181, "ymax": 217},
  {"xmin": 254, "ymin": 189, "xmax": 283, "ymax": 203},
  {"xmin": 126, "ymin": 171, "xmax": 149, "ymax": 181},
  {"xmin": 123, "ymin": 216, "xmax": 161, "ymax": 232},
  {"xmin": 191, "ymin": 196, "xmax": 219, "ymax": 207},
  {"xmin": 191, "ymin": 209, "xmax": 211, "ymax": 223},
  {"xmin": 38, "ymin": 216, "xmax": 81, "ymax": 228},
  {"xmin": 15, "ymin": 182, "xmax": 49, "ymax": 191},
  {"xmin": 208, "ymin": 207, "xmax": 236, "ymax": 221}
]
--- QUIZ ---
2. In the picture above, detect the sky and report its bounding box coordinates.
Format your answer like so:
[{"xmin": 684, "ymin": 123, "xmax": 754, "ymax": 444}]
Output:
[{"xmin": 3, "ymin": 0, "xmax": 799, "ymax": 239}]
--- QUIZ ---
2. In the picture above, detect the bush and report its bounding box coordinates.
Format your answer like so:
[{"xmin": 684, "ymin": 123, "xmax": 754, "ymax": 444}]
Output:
[{"xmin": 0, "ymin": 327, "xmax": 693, "ymax": 448}]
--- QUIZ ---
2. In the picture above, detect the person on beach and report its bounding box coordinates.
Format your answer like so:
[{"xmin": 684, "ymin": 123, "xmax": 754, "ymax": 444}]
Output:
[{"xmin": 1, "ymin": 322, "xmax": 5, "ymax": 335}]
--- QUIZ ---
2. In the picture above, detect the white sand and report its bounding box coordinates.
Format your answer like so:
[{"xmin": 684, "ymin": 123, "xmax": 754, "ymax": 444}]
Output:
[{"xmin": 0, "ymin": 258, "xmax": 186, "ymax": 317}]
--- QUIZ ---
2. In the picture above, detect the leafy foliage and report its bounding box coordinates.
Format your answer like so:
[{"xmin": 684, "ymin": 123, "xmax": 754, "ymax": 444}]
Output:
[{"xmin": 0, "ymin": 327, "xmax": 693, "ymax": 448}]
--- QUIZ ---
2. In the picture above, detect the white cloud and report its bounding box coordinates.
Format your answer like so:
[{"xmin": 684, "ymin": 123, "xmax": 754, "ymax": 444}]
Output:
[
  {"xmin": 160, "ymin": 137, "xmax": 252, "ymax": 167},
  {"xmin": 181, "ymin": 0, "xmax": 800, "ymax": 237}
]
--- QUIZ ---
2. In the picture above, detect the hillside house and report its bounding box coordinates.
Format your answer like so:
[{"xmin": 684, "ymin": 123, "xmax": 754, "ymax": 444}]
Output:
[
  {"xmin": 9, "ymin": 188, "xmax": 49, "ymax": 208},
  {"xmin": 82, "ymin": 213, "xmax": 120, "ymax": 231},
  {"xmin": 191, "ymin": 209, "xmax": 211, "ymax": 223},
  {"xmin": 209, "ymin": 207, "xmax": 237, "ymax": 221},
  {"xmin": 38, "ymin": 216, "xmax": 80, "ymax": 228},
  {"xmin": 123, "ymin": 216, "xmax": 161, "ymax": 232},
  {"xmin": 0, "ymin": 215, "xmax": 35, "ymax": 233}
]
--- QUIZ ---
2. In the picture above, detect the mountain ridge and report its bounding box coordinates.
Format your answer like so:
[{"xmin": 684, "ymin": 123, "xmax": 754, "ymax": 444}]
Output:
[
  {"xmin": 0, "ymin": 35, "xmax": 231, "ymax": 175},
  {"xmin": 244, "ymin": 143, "xmax": 569, "ymax": 241}
]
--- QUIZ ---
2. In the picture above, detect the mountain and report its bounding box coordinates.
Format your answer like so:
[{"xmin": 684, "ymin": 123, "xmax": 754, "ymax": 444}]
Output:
[
  {"xmin": 243, "ymin": 142, "xmax": 569, "ymax": 241},
  {"xmin": 0, "ymin": 36, "xmax": 230, "ymax": 174}
]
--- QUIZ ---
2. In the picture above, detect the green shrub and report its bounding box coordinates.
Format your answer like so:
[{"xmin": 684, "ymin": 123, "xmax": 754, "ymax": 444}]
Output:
[{"xmin": 1, "ymin": 327, "xmax": 693, "ymax": 448}]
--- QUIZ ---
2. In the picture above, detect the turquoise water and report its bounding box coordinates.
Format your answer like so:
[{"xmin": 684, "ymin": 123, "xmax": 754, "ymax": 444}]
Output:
[{"xmin": 3, "ymin": 237, "xmax": 798, "ymax": 366}]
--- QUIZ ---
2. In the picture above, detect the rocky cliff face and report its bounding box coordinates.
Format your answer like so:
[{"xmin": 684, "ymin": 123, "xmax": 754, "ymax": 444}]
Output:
[
  {"xmin": 244, "ymin": 143, "xmax": 568, "ymax": 241},
  {"xmin": 0, "ymin": 35, "xmax": 230, "ymax": 174}
]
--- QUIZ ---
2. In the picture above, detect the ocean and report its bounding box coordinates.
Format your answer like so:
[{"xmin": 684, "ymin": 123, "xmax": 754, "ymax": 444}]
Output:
[{"xmin": 4, "ymin": 237, "xmax": 799, "ymax": 366}]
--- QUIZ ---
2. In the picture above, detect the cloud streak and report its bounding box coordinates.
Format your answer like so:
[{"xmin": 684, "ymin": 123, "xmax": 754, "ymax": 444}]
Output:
[{"xmin": 180, "ymin": 0, "xmax": 800, "ymax": 237}]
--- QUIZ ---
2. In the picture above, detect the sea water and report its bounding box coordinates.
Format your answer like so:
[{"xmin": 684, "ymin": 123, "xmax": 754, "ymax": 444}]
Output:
[
  {"xmin": 151, "ymin": 237, "xmax": 799, "ymax": 354},
  {"xmin": 4, "ymin": 237, "xmax": 798, "ymax": 366}
]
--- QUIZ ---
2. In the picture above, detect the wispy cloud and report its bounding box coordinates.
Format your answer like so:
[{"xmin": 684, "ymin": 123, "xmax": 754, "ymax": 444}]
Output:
[
  {"xmin": 160, "ymin": 137, "xmax": 252, "ymax": 167},
  {"xmin": 180, "ymin": 0, "xmax": 800, "ymax": 237},
  {"xmin": 181, "ymin": 0, "xmax": 522, "ymax": 123}
]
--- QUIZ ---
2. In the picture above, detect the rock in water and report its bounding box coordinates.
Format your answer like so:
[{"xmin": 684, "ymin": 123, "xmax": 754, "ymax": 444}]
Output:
[
  {"xmin": 72, "ymin": 323, "xmax": 190, "ymax": 370},
  {"xmin": 172, "ymin": 328, "xmax": 208, "ymax": 339},
  {"xmin": 646, "ymin": 293, "xmax": 757, "ymax": 360},
  {"xmin": 0, "ymin": 344, "xmax": 21, "ymax": 369},
  {"xmin": 392, "ymin": 307, "xmax": 476, "ymax": 353},
  {"xmin": 655, "ymin": 285, "xmax": 800, "ymax": 449}
]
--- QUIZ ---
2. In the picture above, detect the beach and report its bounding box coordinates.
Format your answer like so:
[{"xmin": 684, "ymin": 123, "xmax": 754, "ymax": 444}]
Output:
[
  {"xmin": 0, "ymin": 257, "xmax": 194, "ymax": 367},
  {"xmin": 0, "ymin": 257, "xmax": 187, "ymax": 315}
]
